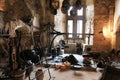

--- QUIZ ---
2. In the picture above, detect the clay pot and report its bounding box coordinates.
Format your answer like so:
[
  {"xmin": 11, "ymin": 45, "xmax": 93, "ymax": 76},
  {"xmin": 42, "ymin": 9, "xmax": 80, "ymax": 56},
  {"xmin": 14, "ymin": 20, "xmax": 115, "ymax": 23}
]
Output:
[{"xmin": 35, "ymin": 69, "xmax": 44, "ymax": 80}]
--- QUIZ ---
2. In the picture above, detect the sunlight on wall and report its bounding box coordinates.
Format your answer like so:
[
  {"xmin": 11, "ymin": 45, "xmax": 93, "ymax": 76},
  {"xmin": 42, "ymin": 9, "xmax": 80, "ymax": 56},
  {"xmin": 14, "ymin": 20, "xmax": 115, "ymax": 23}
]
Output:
[
  {"xmin": 114, "ymin": 0, "xmax": 120, "ymax": 49},
  {"xmin": 114, "ymin": 0, "xmax": 120, "ymax": 32},
  {"xmin": 54, "ymin": 0, "xmax": 65, "ymax": 46},
  {"xmin": 103, "ymin": 25, "xmax": 113, "ymax": 39}
]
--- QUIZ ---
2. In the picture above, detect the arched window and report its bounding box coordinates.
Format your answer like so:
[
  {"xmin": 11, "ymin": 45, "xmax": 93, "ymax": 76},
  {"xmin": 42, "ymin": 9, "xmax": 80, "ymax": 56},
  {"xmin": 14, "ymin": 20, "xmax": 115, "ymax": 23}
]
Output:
[{"xmin": 67, "ymin": 5, "xmax": 94, "ymax": 45}]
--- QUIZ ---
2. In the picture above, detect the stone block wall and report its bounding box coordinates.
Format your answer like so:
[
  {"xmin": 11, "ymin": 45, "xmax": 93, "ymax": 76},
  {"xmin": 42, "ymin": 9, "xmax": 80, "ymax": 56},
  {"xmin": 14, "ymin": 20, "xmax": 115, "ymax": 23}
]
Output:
[{"xmin": 93, "ymin": 0, "xmax": 115, "ymax": 52}]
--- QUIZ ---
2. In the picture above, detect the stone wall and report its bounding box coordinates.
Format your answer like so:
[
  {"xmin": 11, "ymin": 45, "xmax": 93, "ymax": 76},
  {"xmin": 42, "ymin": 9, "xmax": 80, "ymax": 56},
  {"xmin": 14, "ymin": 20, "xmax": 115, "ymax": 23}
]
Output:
[
  {"xmin": 54, "ymin": 0, "xmax": 115, "ymax": 53},
  {"xmin": 0, "ymin": 0, "xmax": 116, "ymax": 53},
  {"xmin": 114, "ymin": 0, "xmax": 120, "ymax": 50},
  {"xmin": 2, "ymin": 0, "xmax": 55, "ymax": 49},
  {"xmin": 93, "ymin": 0, "xmax": 115, "ymax": 52},
  {"xmin": 54, "ymin": 0, "xmax": 66, "ymax": 46}
]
